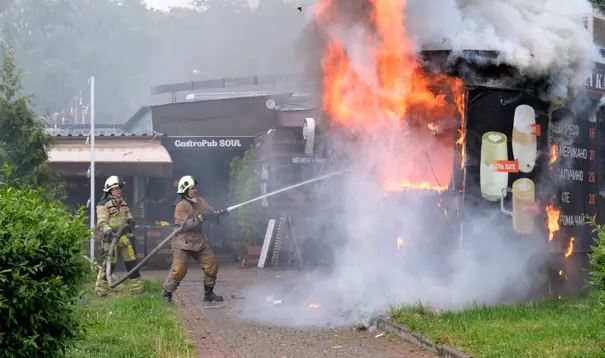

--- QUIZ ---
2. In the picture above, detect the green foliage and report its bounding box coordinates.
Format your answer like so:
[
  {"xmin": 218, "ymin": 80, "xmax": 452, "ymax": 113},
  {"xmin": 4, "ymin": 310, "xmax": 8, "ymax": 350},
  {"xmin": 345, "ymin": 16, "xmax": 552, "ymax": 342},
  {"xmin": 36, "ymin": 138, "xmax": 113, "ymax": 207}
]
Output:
[
  {"xmin": 0, "ymin": 46, "xmax": 61, "ymax": 194},
  {"xmin": 229, "ymin": 146, "xmax": 265, "ymax": 246},
  {"xmin": 589, "ymin": 224, "xmax": 605, "ymax": 306},
  {"xmin": 66, "ymin": 281, "xmax": 193, "ymax": 358},
  {"xmin": 391, "ymin": 296, "xmax": 605, "ymax": 358},
  {"xmin": 0, "ymin": 184, "xmax": 89, "ymax": 357}
]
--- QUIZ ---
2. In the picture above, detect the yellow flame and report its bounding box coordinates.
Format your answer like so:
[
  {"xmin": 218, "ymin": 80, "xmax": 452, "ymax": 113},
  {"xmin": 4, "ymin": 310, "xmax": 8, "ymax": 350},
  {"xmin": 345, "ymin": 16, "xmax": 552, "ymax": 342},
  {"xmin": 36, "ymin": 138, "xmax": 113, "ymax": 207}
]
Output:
[
  {"xmin": 549, "ymin": 144, "xmax": 559, "ymax": 165},
  {"xmin": 545, "ymin": 204, "xmax": 561, "ymax": 242},
  {"xmin": 385, "ymin": 182, "xmax": 449, "ymax": 192},
  {"xmin": 564, "ymin": 237, "xmax": 575, "ymax": 258}
]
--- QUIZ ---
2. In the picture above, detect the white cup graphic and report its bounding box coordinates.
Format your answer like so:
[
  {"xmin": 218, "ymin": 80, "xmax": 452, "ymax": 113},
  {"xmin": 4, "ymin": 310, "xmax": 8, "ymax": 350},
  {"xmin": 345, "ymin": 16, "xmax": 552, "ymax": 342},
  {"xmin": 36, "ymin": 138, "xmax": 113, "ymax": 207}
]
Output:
[
  {"xmin": 500, "ymin": 178, "xmax": 536, "ymax": 234},
  {"xmin": 512, "ymin": 105, "xmax": 537, "ymax": 173},
  {"xmin": 480, "ymin": 131, "xmax": 508, "ymax": 201}
]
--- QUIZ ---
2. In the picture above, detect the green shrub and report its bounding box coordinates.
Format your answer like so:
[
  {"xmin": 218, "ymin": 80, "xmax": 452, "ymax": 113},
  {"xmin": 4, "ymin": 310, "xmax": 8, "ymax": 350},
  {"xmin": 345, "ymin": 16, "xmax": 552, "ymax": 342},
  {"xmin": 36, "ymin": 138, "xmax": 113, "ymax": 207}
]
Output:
[
  {"xmin": 589, "ymin": 223, "xmax": 605, "ymax": 306},
  {"xmin": 0, "ymin": 185, "xmax": 89, "ymax": 357},
  {"xmin": 229, "ymin": 146, "xmax": 265, "ymax": 247}
]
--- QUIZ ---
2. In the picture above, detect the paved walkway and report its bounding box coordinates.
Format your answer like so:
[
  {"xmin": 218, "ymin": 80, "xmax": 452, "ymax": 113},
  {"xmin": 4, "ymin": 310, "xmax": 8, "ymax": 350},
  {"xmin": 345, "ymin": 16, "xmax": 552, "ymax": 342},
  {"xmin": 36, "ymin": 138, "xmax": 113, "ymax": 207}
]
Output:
[{"xmin": 143, "ymin": 265, "xmax": 435, "ymax": 358}]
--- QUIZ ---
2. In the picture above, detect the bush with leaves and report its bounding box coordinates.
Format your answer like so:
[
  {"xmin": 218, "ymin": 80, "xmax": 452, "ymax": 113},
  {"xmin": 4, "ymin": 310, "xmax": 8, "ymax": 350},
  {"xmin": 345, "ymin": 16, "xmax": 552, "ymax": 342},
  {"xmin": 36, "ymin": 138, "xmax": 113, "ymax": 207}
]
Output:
[
  {"xmin": 229, "ymin": 146, "xmax": 265, "ymax": 247},
  {"xmin": 589, "ymin": 223, "xmax": 605, "ymax": 306},
  {"xmin": 0, "ymin": 184, "xmax": 89, "ymax": 357}
]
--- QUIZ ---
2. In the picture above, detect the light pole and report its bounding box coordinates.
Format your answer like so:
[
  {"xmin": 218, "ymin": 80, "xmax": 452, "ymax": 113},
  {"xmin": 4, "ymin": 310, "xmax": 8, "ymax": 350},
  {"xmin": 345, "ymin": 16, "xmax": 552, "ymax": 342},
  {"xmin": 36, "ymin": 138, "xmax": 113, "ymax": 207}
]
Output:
[{"xmin": 89, "ymin": 76, "xmax": 95, "ymax": 259}]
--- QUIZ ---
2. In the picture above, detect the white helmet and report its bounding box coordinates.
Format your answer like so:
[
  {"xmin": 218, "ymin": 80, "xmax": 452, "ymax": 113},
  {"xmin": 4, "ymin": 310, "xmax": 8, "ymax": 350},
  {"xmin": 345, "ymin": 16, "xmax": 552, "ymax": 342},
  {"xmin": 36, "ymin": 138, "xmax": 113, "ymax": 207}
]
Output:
[
  {"xmin": 177, "ymin": 175, "xmax": 197, "ymax": 194},
  {"xmin": 103, "ymin": 175, "xmax": 124, "ymax": 192}
]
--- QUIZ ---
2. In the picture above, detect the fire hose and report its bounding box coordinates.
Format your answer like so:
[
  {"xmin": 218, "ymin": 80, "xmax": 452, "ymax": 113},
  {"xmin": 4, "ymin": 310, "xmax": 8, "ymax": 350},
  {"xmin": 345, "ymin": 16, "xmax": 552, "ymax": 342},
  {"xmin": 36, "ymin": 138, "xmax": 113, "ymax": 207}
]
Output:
[
  {"xmin": 108, "ymin": 228, "xmax": 183, "ymax": 289},
  {"xmin": 105, "ymin": 224, "xmax": 136, "ymax": 287},
  {"xmin": 107, "ymin": 168, "xmax": 350, "ymax": 289}
]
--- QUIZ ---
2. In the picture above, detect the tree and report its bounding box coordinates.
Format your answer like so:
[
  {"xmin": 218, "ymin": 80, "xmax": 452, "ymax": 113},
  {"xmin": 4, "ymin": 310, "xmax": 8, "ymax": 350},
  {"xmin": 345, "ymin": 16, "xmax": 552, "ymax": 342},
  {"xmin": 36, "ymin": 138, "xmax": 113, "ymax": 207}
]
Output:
[{"xmin": 0, "ymin": 46, "xmax": 58, "ymax": 190}]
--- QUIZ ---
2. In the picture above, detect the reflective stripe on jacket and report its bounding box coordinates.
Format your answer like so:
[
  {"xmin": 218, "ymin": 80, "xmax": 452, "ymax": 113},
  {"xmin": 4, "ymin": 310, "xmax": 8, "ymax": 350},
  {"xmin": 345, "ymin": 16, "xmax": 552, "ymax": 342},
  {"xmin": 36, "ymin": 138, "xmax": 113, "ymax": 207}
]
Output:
[{"xmin": 96, "ymin": 196, "xmax": 133, "ymax": 234}]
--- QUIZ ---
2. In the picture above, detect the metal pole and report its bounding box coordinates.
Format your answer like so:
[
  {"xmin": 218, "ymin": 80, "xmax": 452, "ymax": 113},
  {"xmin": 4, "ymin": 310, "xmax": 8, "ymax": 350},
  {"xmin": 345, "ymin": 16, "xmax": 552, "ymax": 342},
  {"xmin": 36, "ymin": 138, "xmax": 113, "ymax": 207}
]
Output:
[{"xmin": 89, "ymin": 76, "xmax": 96, "ymax": 259}]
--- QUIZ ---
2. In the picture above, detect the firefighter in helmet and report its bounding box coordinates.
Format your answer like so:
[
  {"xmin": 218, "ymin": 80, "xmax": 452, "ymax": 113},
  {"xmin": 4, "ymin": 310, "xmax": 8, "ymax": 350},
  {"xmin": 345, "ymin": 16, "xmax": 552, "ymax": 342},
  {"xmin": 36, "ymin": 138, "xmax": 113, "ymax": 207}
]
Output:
[
  {"xmin": 95, "ymin": 176, "xmax": 144, "ymax": 296},
  {"xmin": 162, "ymin": 175, "xmax": 228, "ymax": 304}
]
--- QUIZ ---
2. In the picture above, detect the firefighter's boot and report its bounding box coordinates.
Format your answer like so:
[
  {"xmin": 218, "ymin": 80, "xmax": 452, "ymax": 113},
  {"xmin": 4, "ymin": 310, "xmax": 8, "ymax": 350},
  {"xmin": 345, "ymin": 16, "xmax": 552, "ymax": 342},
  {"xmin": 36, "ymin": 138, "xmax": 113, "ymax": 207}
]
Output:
[
  {"xmin": 162, "ymin": 290, "xmax": 173, "ymax": 304},
  {"xmin": 124, "ymin": 260, "xmax": 144, "ymax": 294},
  {"xmin": 128, "ymin": 277, "xmax": 144, "ymax": 294},
  {"xmin": 203, "ymin": 284, "xmax": 223, "ymax": 302}
]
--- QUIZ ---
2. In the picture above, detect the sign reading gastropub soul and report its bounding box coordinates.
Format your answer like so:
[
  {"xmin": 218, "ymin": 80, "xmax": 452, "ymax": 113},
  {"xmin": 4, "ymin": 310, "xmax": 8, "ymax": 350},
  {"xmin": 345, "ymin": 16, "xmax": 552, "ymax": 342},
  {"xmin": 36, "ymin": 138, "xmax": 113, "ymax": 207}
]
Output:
[{"xmin": 164, "ymin": 136, "xmax": 256, "ymax": 150}]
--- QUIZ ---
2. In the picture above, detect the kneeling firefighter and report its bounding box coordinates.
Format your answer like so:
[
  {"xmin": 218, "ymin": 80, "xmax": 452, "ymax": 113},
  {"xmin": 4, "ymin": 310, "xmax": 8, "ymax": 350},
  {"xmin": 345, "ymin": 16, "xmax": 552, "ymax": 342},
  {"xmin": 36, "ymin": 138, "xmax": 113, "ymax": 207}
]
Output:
[
  {"xmin": 162, "ymin": 175, "xmax": 228, "ymax": 304},
  {"xmin": 95, "ymin": 176, "xmax": 144, "ymax": 296}
]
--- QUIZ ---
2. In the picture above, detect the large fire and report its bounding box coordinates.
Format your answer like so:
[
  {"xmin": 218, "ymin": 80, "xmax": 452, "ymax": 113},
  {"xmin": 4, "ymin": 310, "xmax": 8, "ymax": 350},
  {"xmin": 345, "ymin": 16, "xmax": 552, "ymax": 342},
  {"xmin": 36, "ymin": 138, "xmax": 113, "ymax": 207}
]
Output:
[
  {"xmin": 316, "ymin": 0, "xmax": 464, "ymax": 192},
  {"xmin": 545, "ymin": 204, "xmax": 561, "ymax": 241}
]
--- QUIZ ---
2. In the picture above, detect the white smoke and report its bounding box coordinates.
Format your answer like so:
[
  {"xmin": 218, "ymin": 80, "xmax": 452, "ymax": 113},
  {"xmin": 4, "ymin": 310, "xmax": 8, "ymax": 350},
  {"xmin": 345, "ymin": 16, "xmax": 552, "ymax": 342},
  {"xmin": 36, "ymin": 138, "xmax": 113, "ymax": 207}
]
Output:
[
  {"xmin": 235, "ymin": 0, "xmax": 588, "ymax": 327},
  {"xmin": 407, "ymin": 0, "xmax": 597, "ymax": 97},
  {"xmin": 237, "ymin": 168, "xmax": 549, "ymax": 327}
]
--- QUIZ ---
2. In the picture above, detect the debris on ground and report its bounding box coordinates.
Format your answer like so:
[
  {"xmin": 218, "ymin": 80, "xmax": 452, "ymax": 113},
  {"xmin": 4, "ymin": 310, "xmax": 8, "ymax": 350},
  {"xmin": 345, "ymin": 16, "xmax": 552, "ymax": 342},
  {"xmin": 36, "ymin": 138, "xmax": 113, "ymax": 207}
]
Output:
[{"xmin": 354, "ymin": 323, "xmax": 368, "ymax": 331}]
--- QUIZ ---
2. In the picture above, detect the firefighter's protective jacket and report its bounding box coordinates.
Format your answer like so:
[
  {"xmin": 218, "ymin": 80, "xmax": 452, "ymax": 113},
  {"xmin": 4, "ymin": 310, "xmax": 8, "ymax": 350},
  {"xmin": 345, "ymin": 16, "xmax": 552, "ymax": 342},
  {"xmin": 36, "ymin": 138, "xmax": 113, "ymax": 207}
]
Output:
[
  {"xmin": 96, "ymin": 196, "xmax": 133, "ymax": 235},
  {"xmin": 173, "ymin": 196, "xmax": 214, "ymax": 251}
]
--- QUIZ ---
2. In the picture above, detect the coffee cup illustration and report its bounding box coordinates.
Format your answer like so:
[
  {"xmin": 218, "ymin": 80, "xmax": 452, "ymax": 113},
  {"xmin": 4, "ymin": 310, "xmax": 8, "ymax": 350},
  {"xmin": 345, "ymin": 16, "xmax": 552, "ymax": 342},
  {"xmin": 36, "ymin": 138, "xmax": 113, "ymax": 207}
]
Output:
[
  {"xmin": 480, "ymin": 131, "xmax": 509, "ymax": 201},
  {"xmin": 500, "ymin": 178, "xmax": 536, "ymax": 234},
  {"xmin": 512, "ymin": 105, "xmax": 537, "ymax": 173}
]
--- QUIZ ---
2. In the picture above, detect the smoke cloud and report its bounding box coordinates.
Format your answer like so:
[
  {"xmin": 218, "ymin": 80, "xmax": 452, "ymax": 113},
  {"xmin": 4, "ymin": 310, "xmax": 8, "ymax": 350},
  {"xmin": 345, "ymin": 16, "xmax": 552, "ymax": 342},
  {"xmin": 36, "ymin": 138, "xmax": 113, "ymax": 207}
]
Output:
[
  {"xmin": 235, "ymin": 0, "xmax": 591, "ymax": 327},
  {"xmin": 237, "ymin": 170, "xmax": 549, "ymax": 327},
  {"xmin": 407, "ymin": 0, "xmax": 597, "ymax": 98}
]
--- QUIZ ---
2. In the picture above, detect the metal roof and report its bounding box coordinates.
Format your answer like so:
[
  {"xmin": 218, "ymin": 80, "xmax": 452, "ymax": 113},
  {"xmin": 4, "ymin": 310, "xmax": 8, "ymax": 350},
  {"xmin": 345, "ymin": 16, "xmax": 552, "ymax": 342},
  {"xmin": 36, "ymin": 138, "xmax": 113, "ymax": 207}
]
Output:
[{"xmin": 46, "ymin": 126, "xmax": 160, "ymax": 138}]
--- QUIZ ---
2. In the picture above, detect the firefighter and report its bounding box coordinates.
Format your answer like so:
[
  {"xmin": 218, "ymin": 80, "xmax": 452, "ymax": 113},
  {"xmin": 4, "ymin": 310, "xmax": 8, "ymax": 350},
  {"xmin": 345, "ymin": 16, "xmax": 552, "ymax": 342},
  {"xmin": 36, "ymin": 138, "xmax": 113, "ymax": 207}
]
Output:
[
  {"xmin": 162, "ymin": 175, "xmax": 228, "ymax": 304},
  {"xmin": 95, "ymin": 176, "xmax": 144, "ymax": 296}
]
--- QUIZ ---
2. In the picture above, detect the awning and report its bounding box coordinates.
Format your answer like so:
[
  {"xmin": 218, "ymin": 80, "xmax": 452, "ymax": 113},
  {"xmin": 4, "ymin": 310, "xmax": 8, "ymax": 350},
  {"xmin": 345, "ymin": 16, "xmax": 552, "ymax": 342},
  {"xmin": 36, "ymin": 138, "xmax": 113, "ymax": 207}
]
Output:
[{"xmin": 48, "ymin": 139, "xmax": 173, "ymax": 177}]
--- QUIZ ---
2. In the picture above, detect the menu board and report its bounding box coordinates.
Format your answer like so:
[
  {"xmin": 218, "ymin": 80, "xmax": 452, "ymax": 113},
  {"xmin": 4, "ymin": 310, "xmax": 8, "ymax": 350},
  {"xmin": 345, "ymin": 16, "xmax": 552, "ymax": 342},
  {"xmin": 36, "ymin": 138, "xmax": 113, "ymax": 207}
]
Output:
[
  {"xmin": 549, "ymin": 108, "xmax": 600, "ymax": 252},
  {"xmin": 461, "ymin": 87, "xmax": 601, "ymax": 253},
  {"xmin": 463, "ymin": 88, "xmax": 549, "ymax": 239}
]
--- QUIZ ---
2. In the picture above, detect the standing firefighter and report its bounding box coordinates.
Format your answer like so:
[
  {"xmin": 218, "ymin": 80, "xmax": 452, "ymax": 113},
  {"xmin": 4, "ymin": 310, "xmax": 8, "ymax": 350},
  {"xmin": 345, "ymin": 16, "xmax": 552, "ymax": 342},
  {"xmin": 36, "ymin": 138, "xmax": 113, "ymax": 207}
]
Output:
[
  {"xmin": 162, "ymin": 175, "xmax": 228, "ymax": 304},
  {"xmin": 95, "ymin": 176, "xmax": 144, "ymax": 296}
]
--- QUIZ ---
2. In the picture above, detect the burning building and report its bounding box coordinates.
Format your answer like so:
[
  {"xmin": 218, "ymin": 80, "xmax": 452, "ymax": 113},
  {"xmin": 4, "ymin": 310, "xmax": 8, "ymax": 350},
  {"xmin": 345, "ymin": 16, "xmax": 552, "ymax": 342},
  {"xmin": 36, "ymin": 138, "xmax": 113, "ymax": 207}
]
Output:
[{"xmin": 250, "ymin": 0, "xmax": 604, "ymax": 302}]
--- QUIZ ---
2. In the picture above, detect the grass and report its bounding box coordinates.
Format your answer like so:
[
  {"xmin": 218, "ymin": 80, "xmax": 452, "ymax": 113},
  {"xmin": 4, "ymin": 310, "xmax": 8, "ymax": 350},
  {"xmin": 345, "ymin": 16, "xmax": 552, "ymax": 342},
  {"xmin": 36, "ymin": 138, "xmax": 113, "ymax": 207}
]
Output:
[
  {"xmin": 66, "ymin": 280, "xmax": 194, "ymax": 358},
  {"xmin": 391, "ymin": 295, "xmax": 605, "ymax": 358}
]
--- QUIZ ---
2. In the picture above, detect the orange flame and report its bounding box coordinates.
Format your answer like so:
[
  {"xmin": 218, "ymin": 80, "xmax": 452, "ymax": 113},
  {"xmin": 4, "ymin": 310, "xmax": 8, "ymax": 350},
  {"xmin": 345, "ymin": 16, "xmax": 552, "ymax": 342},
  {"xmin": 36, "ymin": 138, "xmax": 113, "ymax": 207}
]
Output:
[
  {"xmin": 549, "ymin": 144, "xmax": 559, "ymax": 166},
  {"xmin": 454, "ymin": 82, "xmax": 466, "ymax": 170},
  {"xmin": 564, "ymin": 237, "xmax": 575, "ymax": 258},
  {"xmin": 316, "ymin": 0, "xmax": 464, "ymax": 192},
  {"xmin": 545, "ymin": 204, "xmax": 561, "ymax": 241}
]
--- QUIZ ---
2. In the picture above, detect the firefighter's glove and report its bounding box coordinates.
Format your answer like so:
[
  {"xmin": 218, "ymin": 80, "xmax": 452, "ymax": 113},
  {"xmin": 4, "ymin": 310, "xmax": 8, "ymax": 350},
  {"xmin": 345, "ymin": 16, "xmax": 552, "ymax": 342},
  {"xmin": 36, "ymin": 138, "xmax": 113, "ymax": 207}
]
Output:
[
  {"xmin": 182, "ymin": 215, "xmax": 203, "ymax": 230},
  {"xmin": 104, "ymin": 229, "xmax": 116, "ymax": 243},
  {"xmin": 127, "ymin": 218, "xmax": 136, "ymax": 231}
]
